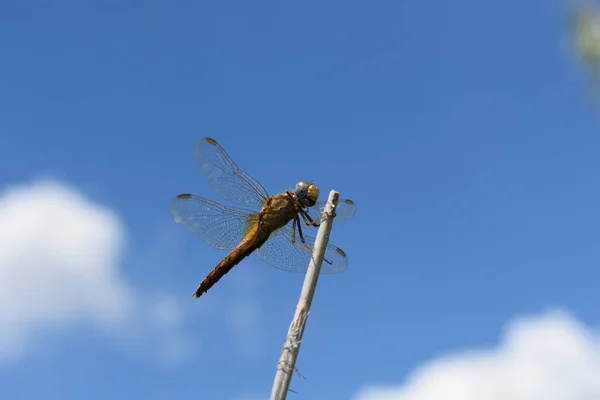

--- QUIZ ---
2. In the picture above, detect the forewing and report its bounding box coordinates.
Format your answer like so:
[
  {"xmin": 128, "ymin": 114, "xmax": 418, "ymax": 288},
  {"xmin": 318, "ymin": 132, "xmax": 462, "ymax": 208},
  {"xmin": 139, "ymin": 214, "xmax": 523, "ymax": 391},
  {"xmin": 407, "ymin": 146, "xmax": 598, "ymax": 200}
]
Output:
[
  {"xmin": 170, "ymin": 194, "xmax": 257, "ymax": 250},
  {"xmin": 306, "ymin": 198, "xmax": 356, "ymax": 224},
  {"xmin": 256, "ymin": 226, "xmax": 348, "ymax": 274},
  {"xmin": 195, "ymin": 137, "xmax": 269, "ymax": 210}
]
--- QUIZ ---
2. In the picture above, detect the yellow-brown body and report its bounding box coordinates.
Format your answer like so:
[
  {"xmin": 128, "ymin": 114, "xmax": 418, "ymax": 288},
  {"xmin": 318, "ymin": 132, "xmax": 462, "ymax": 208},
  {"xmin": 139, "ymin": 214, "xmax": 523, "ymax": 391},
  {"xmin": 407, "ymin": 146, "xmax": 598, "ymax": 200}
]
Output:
[{"xmin": 193, "ymin": 193, "xmax": 302, "ymax": 298}]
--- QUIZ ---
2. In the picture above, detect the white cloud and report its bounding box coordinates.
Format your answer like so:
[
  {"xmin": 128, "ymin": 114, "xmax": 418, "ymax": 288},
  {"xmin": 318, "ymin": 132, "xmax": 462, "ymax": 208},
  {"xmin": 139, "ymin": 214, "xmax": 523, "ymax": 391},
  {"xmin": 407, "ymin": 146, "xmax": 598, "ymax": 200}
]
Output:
[
  {"xmin": 354, "ymin": 309, "xmax": 600, "ymax": 400},
  {"xmin": 0, "ymin": 178, "xmax": 194, "ymax": 364}
]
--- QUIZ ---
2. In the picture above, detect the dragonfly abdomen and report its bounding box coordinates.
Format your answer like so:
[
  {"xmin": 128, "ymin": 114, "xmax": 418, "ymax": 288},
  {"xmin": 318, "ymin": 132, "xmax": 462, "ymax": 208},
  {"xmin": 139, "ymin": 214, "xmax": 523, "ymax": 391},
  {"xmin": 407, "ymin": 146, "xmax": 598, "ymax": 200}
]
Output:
[{"xmin": 192, "ymin": 228, "xmax": 270, "ymax": 298}]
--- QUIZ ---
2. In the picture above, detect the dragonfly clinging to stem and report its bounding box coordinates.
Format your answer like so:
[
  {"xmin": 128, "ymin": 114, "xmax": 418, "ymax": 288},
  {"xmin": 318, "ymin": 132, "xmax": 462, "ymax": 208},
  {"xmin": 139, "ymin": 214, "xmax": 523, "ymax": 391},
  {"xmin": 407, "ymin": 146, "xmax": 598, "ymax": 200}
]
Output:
[{"xmin": 169, "ymin": 137, "xmax": 356, "ymax": 298}]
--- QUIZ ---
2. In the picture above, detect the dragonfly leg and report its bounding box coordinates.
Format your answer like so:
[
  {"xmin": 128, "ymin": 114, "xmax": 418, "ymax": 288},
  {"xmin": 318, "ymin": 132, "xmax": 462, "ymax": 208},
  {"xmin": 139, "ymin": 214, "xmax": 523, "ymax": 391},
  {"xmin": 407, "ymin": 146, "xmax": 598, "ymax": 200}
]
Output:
[
  {"xmin": 290, "ymin": 216, "xmax": 298, "ymax": 244},
  {"xmin": 291, "ymin": 218, "xmax": 335, "ymax": 266},
  {"xmin": 292, "ymin": 239, "xmax": 314, "ymax": 254},
  {"xmin": 300, "ymin": 209, "xmax": 326, "ymax": 227},
  {"xmin": 290, "ymin": 216, "xmax": 334, "ymax": 266},
  {"xmin": 295, "ymin": 216, "xmax": 308, "ymax": 245},
  {"xmin": 290, "ymin": 216, "xmax": 313, "ymax": 252},
  {"xmin": 301, "ymin": 207, "xmax": 338, "ymax": 227}
]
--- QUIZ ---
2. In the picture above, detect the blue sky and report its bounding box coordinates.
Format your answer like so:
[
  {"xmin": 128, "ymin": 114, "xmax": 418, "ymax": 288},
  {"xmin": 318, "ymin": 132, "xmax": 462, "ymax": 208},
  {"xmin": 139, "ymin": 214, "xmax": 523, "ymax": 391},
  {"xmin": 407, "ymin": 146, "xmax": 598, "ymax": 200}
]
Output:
[{"xmin": 1, "ymin": 1, "xmax": 600, "ymax": 399}]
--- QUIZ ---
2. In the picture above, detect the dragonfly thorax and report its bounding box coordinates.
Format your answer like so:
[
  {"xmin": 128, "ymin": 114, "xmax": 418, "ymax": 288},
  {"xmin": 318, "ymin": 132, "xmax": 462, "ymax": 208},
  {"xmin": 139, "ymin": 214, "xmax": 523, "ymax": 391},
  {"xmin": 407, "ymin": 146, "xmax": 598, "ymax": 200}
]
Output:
[{"xmin": 294, "ymin": 181, "xmax": 319, "ymax": 207}]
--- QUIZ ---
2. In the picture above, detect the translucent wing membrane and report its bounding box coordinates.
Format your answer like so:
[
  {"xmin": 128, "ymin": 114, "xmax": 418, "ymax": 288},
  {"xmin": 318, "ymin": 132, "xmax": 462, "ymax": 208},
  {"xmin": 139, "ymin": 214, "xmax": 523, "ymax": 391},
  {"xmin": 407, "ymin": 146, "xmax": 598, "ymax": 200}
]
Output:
[
  {"xmin": 256, "ymin": 226, "xmax": 348, "ymax": 274},
  {"xmin": 174, "ymin": 138, "xmax": 354, "ymax": 277},
  {"xmin": 306, "ymin": 198, "xmax": 357, "ymax": 224},
  {"xmin": 195, "ymin": 138, "xmax": 269, "ymax": 210},
  {"xmin": 170, "ymin": 194, "xmax": 256, "ymax": 250}
]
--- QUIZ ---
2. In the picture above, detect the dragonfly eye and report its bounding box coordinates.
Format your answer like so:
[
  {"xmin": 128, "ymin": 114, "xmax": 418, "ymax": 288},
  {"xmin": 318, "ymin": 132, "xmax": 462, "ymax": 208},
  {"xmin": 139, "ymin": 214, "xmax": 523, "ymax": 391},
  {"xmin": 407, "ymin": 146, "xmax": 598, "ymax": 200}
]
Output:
[
  {"xmin": 294, "ymin": 182, "xmax": 307, "ymax": 197},
  {"xmin": 306, "ymin": 183, "xmax": 319, "ymax": 206},
  {"xmin": 295, "ymin": 181, "xmax": 319, "ymax": 207}
]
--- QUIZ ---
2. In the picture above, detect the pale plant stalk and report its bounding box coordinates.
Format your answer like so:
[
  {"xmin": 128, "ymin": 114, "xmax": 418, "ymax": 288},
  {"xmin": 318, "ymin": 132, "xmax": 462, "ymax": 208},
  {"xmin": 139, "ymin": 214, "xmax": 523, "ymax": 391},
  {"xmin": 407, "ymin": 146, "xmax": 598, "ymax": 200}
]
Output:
[{"xmin": 270, "ymin": 190, "xmax": 340, "ymax": 400}]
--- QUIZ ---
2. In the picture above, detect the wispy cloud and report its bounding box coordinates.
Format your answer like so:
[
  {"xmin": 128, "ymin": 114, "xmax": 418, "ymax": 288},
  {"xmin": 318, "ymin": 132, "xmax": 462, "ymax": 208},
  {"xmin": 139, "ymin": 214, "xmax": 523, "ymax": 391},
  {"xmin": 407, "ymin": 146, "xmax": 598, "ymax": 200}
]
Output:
[{"xmin": 0, "ymin": 178, "xmax": 196, "ymax": 365}]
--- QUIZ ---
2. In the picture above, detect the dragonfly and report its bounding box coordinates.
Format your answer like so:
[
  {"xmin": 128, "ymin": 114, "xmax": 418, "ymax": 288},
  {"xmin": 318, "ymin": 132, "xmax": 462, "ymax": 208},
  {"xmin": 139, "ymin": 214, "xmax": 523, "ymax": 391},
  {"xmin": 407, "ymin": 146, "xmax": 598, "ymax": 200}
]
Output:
[{"xmin": 170, "ymin": 137, "xmax": 356, "ymax": 298}]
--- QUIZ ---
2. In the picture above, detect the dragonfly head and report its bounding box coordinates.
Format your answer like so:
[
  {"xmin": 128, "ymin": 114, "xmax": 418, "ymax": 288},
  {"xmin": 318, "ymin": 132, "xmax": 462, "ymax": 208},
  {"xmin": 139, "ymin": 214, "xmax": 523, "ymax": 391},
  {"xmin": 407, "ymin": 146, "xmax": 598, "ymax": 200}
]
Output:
[{"xmin": 295, "ymin": 181, "xmax": 319, "ymax": 207}]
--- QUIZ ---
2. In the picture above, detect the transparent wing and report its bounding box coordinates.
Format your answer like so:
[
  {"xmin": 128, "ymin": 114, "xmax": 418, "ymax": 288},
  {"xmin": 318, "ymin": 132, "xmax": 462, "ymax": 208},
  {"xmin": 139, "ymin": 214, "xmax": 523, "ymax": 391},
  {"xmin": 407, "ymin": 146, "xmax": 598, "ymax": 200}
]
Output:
[
  {"xmin": 195, "ymin": 137, "xmax": 269, "ymax": 210},
  {"xmin": 256, "ymin": 225, "xmax": 348, "ymax": 274},
  {"xmin": 306, "ymin": 198, "xmax": 356, "ymax": 224},
  {"xmin": 170, "ymin": 194, "xmax": 257, "ymax": 250}
]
